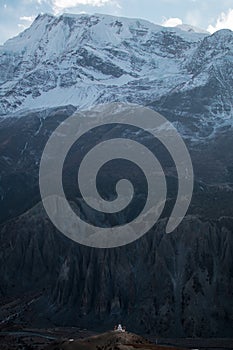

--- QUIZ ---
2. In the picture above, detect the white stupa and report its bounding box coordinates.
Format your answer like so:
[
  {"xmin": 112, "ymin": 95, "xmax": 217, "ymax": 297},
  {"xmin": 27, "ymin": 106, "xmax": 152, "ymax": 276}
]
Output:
[{"xmin": 117, "ymin": 324, "xmax": 125, "ymax": 332}]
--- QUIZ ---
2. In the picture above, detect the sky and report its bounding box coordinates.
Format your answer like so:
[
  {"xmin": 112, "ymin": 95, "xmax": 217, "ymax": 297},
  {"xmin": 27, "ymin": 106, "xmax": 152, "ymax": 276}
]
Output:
[{"xmin": 1, "ymin": 0, "xmax": 233, "ymax": 44}]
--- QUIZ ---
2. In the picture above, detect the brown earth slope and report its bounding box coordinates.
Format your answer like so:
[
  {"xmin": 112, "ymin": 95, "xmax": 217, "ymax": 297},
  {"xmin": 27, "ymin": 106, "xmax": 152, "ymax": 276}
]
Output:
[{"xmin": 45, "ymin": 331, "xmax": 186, "ymax": 350}]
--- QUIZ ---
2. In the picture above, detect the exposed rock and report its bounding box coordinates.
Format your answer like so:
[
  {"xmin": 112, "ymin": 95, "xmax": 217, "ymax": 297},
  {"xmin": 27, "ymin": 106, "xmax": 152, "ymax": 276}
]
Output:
[{"xmin": 0, "ymin": 201, "xmax": 233, "ymax": 337}]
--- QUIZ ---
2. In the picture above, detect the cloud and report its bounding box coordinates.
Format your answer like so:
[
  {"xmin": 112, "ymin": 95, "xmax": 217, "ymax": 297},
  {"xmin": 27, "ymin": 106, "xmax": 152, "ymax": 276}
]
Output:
[
  {"xmin": 18, "ymin": 15, "xmax": 35, "ymax": 31},
  {"xmin": 51, "ymin": 0, "xmax": 114, "ymax": 15},
  {"xmin": 208, "ymin": 8, "xmax": 233, "ymax": 33},
  {"xmin": 18, "ymin": 23, "xmax": 27, "ymax": 29},
  {"xmin": 20, "ymin": 16, "xmax": 35, "ymax": 22},
  {"xmin": 55, "ymin": 0, "xmax": 110, "ymax": 5},
  {"xmin": 162, "ymin": 17, "xmax": 182, "ymax": 27}
]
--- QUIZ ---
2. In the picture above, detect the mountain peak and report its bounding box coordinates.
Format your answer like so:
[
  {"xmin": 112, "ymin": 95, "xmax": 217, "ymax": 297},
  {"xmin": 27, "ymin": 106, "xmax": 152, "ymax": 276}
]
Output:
[
  {"xmin": 2, "ymin": 12, "xmax": 207, "ymax": 53},
  {"xmin": 35, "ymin": 13, "xmax": 54, "ymax": 20},
  {"xmin": 175, "ymin": 23, "xmax": 209, "ymax": 34},
  {"xmin": 200, "ymin": 28, "xmax": 233, "ymax": 51},
  {"xmin": 210, "ymin": 28, "xmax": 233, "ymax": 39}
]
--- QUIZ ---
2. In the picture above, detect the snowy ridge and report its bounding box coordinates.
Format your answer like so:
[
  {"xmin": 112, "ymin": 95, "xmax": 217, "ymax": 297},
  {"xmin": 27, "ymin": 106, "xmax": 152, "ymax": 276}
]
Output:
[
  {"xmin": 2, "ymin": 13, "xmax": 205, "ymax": 53},
  {"xmin": 0, "ymin": 13, "xmax": 233, "ymax": 141},
  {"xmin": 0, "ymin": 13, "xmax": 207, "ymax": 115},
  {"xmin": 175, "ymin": 23, "xmax": 209, "ymax": 34}
]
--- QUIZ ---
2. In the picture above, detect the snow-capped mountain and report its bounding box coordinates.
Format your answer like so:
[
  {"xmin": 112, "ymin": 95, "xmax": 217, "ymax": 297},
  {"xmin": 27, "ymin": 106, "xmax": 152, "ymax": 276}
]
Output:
[
  {"xmin": 1, "ymin": 13, "xmax": 233, "ymax": 141},
  {"xmin": 0, "ymin": 13, "xmax": 207, "ymax": 115}
]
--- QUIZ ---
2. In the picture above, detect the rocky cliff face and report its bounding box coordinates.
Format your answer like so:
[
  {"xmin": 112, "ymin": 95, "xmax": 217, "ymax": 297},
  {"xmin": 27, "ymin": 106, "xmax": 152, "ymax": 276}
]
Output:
[
  {"xmin": 0, "ymin": 14, "xmax": 233, "ymax": 337},
  {"xmin": 0, "ymin": 202, "xmax": 233, "ymax": 337}
]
